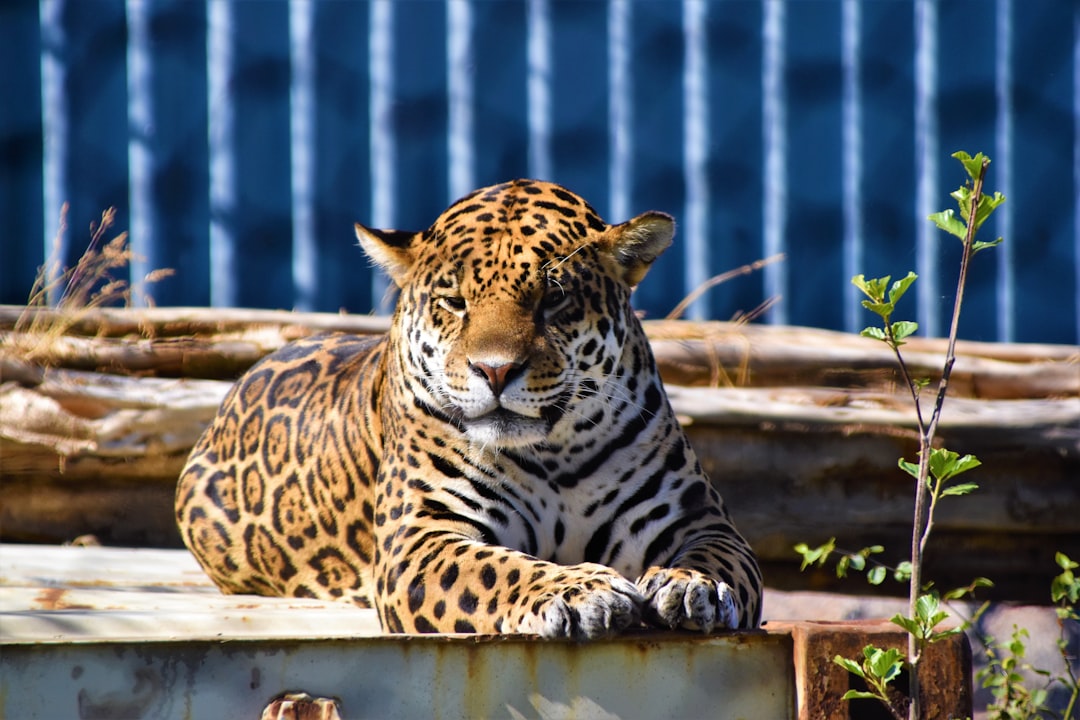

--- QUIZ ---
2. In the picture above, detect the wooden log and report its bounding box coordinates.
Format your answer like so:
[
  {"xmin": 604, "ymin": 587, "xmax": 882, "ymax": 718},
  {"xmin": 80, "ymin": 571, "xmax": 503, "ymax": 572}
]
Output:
[
  {"xmin": 1, "ymin": 332, "xmax": 291, "ymax": 379},
  {"xmin": 3, "ymin": 306, "xmax": 1076, "ymax": 399},
  {"xmin": 647, "ymin": 321, "xmax": 1079, "ymax": 399},
  {"xmin": 0, "ymin": 305, "xmax": 391, "ymax": 338}
]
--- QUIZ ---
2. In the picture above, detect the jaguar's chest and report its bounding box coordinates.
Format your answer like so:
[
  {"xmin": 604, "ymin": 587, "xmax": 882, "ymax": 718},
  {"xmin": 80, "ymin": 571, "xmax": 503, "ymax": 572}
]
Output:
[{"xmin": 378, "ymin": 412, "xmax": 689, "ymax": 580}]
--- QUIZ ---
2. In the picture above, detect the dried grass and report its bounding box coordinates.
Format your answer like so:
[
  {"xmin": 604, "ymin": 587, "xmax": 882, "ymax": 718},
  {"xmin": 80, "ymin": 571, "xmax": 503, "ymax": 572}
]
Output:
[{"xmin": 3, "ymin": 204, "xmax": 174, "ymax": 366}]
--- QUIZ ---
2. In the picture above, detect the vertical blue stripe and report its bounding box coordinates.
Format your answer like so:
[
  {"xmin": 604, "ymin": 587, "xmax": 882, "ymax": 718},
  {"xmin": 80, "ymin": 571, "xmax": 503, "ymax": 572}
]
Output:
[
  {"xmin": 994, "ymin": 0, "xmax": 1014, "ymax": 342},
  {"xmin": 527, "ymin": 0, "xmax": 551, "ymax": 180},
  {"xmin": 447, "ymin": 0, "xmax": 474, "ymax": 201},
  {"xmin": 608, "ymin": 0, "xmax": 630, "ymax": 222},
  {"xmin": 841, "ymin": 0, "xmax": 862, "ymax": 334},
  {"xmin": 762, "ymin": 0, "xmax": 787, "ymax": 325},
  {"xmin": 207, "ymin": 0, "xmax": 235, "ymax": 308},
  {"xmin": 914, "ymin": 0, "xmax": 939, "ymax": 337},
  {"xmin": 122, "ymin": 0, "xmax": 209, "ymax": 307},
  {"xmin": 290, "ymin": 0, "xmax": 316, "ymax": 312},
  {"xmin": 369, "ymin": 0, "xmax": 394, "ymax": 229},
  {"xmin": 126, "ymin": 0, "xmax": 152, "ymax": 306},
  {"xmin": 683, "ymin": 0, "xmax": 708, "ymax": 321},
  {"xmin": 368, "ymin": 0, "xmax": 394, "ymax": 309},
  {"xmin": 39, "ymin": 0, "xmax": 67, "ymax": 301}
]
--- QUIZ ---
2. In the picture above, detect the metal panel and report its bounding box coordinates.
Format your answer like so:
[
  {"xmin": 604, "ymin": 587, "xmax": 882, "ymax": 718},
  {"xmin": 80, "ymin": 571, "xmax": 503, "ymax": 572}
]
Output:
[
  {"xmin": 1, "ymin": 634, "xmax": 793, "ymax": 720},
  {"xmin": 1, "ymin": 544, "xmax": 794, "ymax": 719}
]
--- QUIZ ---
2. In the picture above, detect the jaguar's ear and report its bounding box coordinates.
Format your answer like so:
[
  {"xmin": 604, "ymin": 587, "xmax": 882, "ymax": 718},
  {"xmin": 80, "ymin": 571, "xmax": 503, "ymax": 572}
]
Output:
[
  {"xmin": 602, "ymin": 211, "xmax": 675, "ymax": 287},
  {"xmin": 355, "ymin": 224, "xmax": 418, "ymax": 287}
]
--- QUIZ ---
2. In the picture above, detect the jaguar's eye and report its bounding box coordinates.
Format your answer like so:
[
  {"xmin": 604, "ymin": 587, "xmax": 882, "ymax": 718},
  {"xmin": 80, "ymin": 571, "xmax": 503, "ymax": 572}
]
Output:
[
  {"xmin": 437, "ymin": 295, "xmax": 467, "ymax": 314},
  {"xmin": 541, "ymin": 287, "xmax": 568, "ymax": 313}
]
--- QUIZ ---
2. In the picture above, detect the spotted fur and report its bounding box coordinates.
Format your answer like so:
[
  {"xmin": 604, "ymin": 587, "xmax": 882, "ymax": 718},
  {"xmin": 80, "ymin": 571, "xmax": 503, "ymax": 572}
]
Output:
[{"xmin": 176, "ymin": 179, "xmax": 762, "ymax": 638}]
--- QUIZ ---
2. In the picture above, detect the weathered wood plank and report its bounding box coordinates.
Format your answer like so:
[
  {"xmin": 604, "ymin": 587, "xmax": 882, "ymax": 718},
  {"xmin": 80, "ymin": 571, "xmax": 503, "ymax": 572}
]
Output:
[{"xmin": 3, "ymin": 306, "xmax": 1075, "ymax": 397}]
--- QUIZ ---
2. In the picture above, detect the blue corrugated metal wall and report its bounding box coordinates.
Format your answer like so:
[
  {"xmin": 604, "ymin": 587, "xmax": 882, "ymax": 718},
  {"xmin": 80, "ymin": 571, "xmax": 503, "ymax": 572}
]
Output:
[{"xmin": 1, "ymin": 0, "xmax": 1077, "ymax": 344}]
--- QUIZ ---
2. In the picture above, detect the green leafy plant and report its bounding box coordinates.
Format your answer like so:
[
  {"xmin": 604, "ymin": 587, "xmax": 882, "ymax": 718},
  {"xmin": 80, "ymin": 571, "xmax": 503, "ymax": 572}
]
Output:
[
  {"xmin": 836, "ymin": 646, "xmax": 907, "ymax": 720},
  {"xmin": 798, "ymin": 151, "xmax": 1006, "ymax": 719},
  {"xmin": 977, "ymin": 553, "xmax": 1080, "ymax": 720},
  {"xmin": 796, "ymin": 151, "xmax": 1078, "ymax": 718}
]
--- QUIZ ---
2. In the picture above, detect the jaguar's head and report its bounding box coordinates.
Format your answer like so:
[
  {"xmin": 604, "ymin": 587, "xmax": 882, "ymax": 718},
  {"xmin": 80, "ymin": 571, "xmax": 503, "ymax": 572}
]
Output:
[{"xmin": 356, "ymin": 180, "xmax": 674, "ymax": 450}]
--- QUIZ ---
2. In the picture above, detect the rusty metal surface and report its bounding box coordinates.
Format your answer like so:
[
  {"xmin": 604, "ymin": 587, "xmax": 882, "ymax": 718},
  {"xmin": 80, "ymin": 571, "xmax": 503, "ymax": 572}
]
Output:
[
  {"xmin": 1, "ymin": 633, "xmax": 793, "ymax": 719},
  {"xmin": 1, "ymin": 544, "xmax": 794, "ymax": 718}
]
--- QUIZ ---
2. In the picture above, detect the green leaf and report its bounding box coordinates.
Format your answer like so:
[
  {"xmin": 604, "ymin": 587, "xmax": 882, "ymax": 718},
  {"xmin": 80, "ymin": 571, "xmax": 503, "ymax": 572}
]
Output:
[
  {"xmin": 868, "ymin": 647, "xmax": 904, "ymax": 683},
  {"xmin": 915, "ymin": 594, "xmax": 941, "ymax": 623},
  {"xmin": 972, "ymin": 192, "xmax": 1005, "ymax": 231},
  {"xmin": 892, "ymin": 320, "xmax": 919, "ymax": 343},
  {"xmin": 861, "ymin": 326, "xmax": 886, "ymax": 341},
  {"xmin": 951, "ymin": 186, "xmax": 973, "ymax": 222},
  {"xmin": 912, "ymin": 595, "xmax": 950, "ymax": 637},
  {"xmin": 942, "ymin": 587, "xmax": 967, "ymax": 601},
  {"xmin": 840, "ymin": 690, "xmax": 882, "ymax": 701},
  {"xmin": 928, "ymin": 449, "xmax": 981, "ymax": 483},
  {"xmin": 972, "ymin": 237, "xmax": 1003, "ymax": 255},
  {"xmin": 834, "ymin": 655, "xmax": 867, "ymax": 678},
  {"xmin": 891, "ymin": 613, "xmax": 920, "ymax": 637},
  {"xmin": 867, "ymin": 565, "xmax": 887, "ymax": 585},
  {"xmin": 952, "ymin": 454, "xmax": 982, "ymax": 474},
  {"xmin": 930, "ymin": 626, "xmax": 965, "ymax": 642},
  {"xmin": 894, "ymin": 561, "xmax": 913, "ymax": 582},
  {"xmin": 953, "ymin": 150, "xmax": 989, "ymax": 181},
  {"xmin": 941, "ymin": 482, "xmax": 979, "ymax": 497},
  {"xmin": 943, "ymin": 578, "xmax": 994, "ymax": 601},
  {"xmin": 852, "ymin": 274, "xmax": 891, "ymax": 302},
  {"xmin": 929, "ymin": 209, "xmax": 967, "ymax": 239},
  {"xmin": 887, "ymin": 271, "xmax": 918, "ymax": 304},
  {"xmin": 1051, "ymin": 554, "xmax": 1080, "ymax": 605},
  {"xmin": 795, "ymin": 538, "xmax": 836, "ymax": 570},
  {"xmin": 860, "ymin": 299, "xmax": 894, "ymax": 319},
  {"xmin": 897, "ymin": 458, "xmax": 920, "ymax": 480},
  {"xmin": 927, "ymin": 448, "xmax": 957, "ymax": 481},
  {"xmin": 851, "ymin": 273, "xmax": 871, "ymax": 296}
]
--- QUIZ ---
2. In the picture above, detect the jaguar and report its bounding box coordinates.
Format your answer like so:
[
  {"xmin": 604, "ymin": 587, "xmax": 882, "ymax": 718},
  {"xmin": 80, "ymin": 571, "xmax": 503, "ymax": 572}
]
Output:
[{"xmin": 176, "ymin": 179, "xmax": 762, "ymax": 639}]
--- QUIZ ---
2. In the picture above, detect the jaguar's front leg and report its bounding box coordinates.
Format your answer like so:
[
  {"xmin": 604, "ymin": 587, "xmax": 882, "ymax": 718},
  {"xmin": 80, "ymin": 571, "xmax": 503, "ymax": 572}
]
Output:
[
  {"xmin": 636, "ymin": 519, "xmax": 763, "ymax": 632},
  {"xmin": 376, "ymin": 527, "xmax": 642, "ymax": 639}
]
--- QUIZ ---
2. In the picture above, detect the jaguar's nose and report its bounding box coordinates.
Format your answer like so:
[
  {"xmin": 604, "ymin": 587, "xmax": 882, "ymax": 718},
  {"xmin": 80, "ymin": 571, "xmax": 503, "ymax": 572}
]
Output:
[{"xmin": 469, "ymin": 359, "xmax": 526, "ymax": 397}]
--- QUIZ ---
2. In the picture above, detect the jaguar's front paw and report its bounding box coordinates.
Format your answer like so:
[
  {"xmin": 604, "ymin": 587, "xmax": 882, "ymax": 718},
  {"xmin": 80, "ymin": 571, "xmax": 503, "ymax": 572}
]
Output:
[
  {"xmin": 636, "ymin": 567, "xmax": 738, "ymax": 633},
  {"xmin": 515, "ymin": 564, "xmax": 643, "ymax": 640}
]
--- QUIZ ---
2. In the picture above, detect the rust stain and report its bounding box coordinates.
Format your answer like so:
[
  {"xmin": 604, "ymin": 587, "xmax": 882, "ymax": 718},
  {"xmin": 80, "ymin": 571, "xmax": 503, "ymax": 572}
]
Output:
[{"xmin": 33, "ymin": 587, "xmax": 92, "ymax": 611}]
